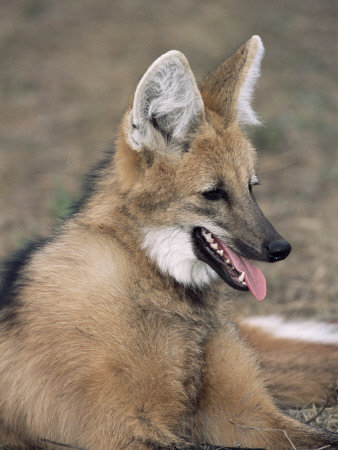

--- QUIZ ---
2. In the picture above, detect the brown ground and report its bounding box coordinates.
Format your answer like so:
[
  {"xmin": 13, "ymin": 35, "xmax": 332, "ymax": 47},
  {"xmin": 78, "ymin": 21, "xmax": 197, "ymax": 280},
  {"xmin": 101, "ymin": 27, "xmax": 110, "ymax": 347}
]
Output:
[{"xmin": 0, "ymin": 0, "xmax": 337, "ymax": 437}]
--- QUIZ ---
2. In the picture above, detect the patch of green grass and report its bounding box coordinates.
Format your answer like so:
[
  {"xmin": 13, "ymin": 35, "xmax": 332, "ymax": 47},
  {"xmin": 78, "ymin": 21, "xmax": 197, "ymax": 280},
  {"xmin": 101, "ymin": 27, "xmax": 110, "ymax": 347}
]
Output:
[{"xmin": 49, "ymin": 184, "xmax": 73, "ymax": 221}]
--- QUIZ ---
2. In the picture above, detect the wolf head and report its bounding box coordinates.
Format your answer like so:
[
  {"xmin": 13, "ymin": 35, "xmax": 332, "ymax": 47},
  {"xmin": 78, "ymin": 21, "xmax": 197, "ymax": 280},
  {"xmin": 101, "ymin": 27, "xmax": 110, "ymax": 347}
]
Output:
[{"xmin": 115, "ymin": 36, "xmax": 291, "ymax": 301}]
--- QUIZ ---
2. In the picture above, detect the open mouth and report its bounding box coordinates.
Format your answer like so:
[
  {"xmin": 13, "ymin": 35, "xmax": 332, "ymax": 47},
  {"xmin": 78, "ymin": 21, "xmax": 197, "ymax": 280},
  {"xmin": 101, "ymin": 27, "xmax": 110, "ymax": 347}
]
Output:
[{"xmin": 193, "ymin": 227, "xmax": 266, "ymax": 301}]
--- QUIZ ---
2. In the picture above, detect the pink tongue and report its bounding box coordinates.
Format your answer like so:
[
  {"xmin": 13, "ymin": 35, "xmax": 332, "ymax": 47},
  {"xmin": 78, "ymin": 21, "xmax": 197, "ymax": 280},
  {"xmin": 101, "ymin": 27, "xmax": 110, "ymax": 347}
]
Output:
[{"xmin": 224, "ymin": 246, "xmax": 266, "ymax": 301}]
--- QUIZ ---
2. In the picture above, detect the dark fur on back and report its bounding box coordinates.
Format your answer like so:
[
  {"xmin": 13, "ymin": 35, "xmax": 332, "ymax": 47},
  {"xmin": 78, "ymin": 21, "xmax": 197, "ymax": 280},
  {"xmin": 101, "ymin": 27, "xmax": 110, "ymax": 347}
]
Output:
[
  {"xmin": 0, "ymin": 145, "xmax": 115, "ymax": 315},
  {"xmin": 0, "ymin": 238, "xmax": 48, "ymax": 310},
  {"xmin": 0, "ymin": 238, "xmax": 49, "ymax": 332},
  {"xmin": 70, "ymin": 147, "xmax": 115, "ymax": 215}
]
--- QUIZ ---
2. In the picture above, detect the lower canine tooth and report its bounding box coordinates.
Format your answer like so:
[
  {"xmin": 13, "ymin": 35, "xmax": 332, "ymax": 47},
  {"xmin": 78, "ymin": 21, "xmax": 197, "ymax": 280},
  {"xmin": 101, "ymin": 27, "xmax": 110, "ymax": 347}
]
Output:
[{"xmin": 239, "ymin": 272, "xmax": 245, "ymax": 283}]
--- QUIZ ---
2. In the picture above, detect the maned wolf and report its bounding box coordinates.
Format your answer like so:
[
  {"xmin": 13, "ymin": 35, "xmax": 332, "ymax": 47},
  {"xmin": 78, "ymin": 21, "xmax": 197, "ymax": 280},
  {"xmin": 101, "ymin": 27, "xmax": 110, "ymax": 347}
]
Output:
[{"xmin": 0, "ymin": 36, "xmax": 337, "ymax": 449}]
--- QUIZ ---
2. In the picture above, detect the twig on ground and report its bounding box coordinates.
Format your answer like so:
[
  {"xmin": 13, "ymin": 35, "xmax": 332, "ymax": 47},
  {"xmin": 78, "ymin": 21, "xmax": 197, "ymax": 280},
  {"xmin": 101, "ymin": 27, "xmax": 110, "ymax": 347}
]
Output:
[{"xmin": 306, "ymin": 386, "xmax": 338, "ymax": 425}]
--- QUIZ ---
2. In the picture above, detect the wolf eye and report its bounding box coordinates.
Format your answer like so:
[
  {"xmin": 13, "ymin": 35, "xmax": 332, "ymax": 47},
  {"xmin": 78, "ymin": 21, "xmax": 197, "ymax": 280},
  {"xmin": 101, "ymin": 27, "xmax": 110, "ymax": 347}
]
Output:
[{"xmin": 202, "ymin": 188, "xmax": 228, "ymax": 201}]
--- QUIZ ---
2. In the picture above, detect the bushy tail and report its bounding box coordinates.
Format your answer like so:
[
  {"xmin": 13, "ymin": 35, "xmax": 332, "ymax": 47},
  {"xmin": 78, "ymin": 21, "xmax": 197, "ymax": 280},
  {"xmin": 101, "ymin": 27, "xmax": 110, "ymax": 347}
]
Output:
[{"xmin": 238, "ymin": 316, "xmax": 338, "ymax": 408}]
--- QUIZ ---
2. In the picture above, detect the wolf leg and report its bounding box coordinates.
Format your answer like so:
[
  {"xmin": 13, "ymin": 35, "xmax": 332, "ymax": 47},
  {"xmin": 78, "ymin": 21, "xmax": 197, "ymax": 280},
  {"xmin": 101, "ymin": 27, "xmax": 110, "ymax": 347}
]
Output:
[
  {"xmin": 43, "ymin": 369, "xmax": 190, "ymax": 450},
  {"xmin": 0, "ymin": 424, "xmax": 28, "ymax": 449},
  {"xmin": 193, "ymin": 325, "xmax": 338, "ymax": 449},
  {"xmin": 0, "ymin": 359, "xmax": 190, "ymax": 450}
]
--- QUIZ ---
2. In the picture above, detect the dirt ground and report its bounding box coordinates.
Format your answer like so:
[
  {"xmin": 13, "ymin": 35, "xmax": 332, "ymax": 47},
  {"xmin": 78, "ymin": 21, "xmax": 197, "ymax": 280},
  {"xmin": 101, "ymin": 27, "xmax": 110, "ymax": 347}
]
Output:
[
  {"xmin": 0, "ymin": 0, "xmax": 338, "ymax": 442},
  {"xmin": 0, "ymin": 1, "xmax": 337, "ymax": 317}
]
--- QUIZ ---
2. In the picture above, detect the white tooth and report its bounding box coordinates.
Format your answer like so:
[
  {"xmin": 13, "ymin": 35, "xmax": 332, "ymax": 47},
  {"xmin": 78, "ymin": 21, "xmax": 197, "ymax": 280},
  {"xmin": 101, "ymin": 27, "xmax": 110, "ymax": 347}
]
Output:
[
  {"xmin": 242, "ymin": 281, "xmax": 247, "ymax": 286},
  {"xmin": 217, "ymin": 249, "xmax": 224, "ymax": 256},
  {"xmin": 226, "ymin": 259, "xmax": 231, "ymax": 265},
  {"xmin": 206, "ymin": 234, "xmax": 214, "ymax": 243},
  {"xmin": 210, "ymin": 243, "xmax": 218, "ymax": 250},
  {"xmin": 239, "ymin": 272, "xmax": 245, "ymax": 283}
]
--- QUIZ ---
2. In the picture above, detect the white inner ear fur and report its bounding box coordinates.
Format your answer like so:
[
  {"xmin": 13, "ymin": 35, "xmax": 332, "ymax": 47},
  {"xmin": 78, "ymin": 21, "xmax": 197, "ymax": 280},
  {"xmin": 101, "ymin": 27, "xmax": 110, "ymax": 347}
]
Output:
[
  {"xmin": 237, "ymin": 35, "xmax": 264, "ymax": 127},
  {"xmin": 142, "ymin": 227, "xmax": 217, "ymax": 286},
  {"xmin": 129, "ymin": 50, "xmax": 204, "ymax": 151}
]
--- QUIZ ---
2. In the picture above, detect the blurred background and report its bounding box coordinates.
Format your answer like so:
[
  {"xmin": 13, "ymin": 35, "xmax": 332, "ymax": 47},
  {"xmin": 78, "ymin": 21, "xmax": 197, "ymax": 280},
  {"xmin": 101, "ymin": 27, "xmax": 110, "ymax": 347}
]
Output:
[{"xmin": 0, "ymin": 0, "xmax": 337, "ymax": 320}]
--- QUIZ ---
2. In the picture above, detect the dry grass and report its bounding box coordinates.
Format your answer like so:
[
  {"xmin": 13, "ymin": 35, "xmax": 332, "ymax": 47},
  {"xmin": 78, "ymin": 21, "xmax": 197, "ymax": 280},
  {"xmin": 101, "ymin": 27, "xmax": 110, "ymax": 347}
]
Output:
[
  {"xmin": 1, "ymin": 0, "xmax": 337, "ymax": 319},
  {"xmin": 288, "ymin": 405, "xmax": 338, "ymax": 434},
  {"xmin": 0, "ymin": 0, "xmax": 337, "ymax": 444}
]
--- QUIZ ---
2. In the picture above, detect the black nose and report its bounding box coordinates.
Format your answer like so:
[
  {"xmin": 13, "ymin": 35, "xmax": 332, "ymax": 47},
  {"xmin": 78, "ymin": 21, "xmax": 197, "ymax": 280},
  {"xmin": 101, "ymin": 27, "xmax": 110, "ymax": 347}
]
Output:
[{"xmin": 266, "ymin": 239, "xmax": 292, "ymax": 262}]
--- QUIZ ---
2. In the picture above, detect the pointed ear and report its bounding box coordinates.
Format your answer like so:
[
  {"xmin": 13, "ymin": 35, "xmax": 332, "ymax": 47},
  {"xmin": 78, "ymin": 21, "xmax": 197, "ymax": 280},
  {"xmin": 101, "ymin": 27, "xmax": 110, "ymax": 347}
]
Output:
[
  {"xmin": 200, "ymin": 35, "xmax": 264, "ymax": 127},
  {"xmin": 127, "ymin": 50, "xmax": 204, "ymax": 152}
]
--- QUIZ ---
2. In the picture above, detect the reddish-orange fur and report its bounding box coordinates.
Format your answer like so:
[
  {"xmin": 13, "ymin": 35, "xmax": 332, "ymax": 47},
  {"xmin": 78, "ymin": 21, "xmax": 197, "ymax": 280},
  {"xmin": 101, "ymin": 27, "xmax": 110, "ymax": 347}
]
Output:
[{"xmin": 0, "ymin": 36, "xmax": 337, "ymax": 449}]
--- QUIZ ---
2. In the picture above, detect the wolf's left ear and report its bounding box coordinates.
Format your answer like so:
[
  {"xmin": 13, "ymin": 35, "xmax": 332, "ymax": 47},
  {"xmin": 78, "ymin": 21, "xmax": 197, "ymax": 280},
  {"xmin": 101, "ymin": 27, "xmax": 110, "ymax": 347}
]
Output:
[
  {"xmin": 200, "ymin": 35, "xmax": 264, "ymax": 127},
  {"xmin": 128, "ymin": 50, "xmax": 204, "ymax": 152}
]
